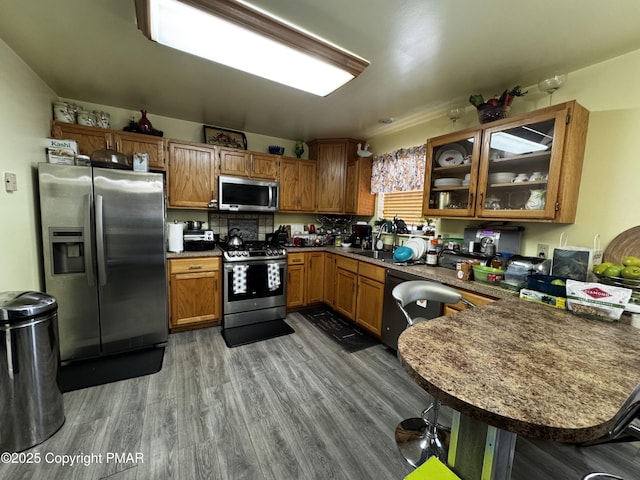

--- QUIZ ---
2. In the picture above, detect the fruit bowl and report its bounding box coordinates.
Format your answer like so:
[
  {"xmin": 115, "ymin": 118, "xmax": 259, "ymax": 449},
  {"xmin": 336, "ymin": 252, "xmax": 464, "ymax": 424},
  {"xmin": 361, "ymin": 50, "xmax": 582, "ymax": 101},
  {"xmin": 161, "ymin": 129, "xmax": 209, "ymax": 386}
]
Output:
[
  {"xmin": 595, "ymin": 273, "xmax": 640, "ymax": 304},
  {"xmin": 472, "ymin": 265, "xmax": 504, "ymax": 283},
  {"xmin": 268, "ymin": 145, "xmax": 285, "ymax": 155}
]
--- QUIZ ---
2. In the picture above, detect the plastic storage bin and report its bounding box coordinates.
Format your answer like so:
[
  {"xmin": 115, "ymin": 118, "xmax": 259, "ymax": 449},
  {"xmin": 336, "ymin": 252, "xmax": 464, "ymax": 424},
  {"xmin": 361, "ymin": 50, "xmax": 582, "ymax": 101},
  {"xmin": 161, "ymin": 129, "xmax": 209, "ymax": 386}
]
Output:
[
  {"xmin": 527, "ymin": 274, "xmax": 568, "ymax": 297},
  {"xmin": 0, "ymin": 291, "xmax": 65, "ymax": 453}
]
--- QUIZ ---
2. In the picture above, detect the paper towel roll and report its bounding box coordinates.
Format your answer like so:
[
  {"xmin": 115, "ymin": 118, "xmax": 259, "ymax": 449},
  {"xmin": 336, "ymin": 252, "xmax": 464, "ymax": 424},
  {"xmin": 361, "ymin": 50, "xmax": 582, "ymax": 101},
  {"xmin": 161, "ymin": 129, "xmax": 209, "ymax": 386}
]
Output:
[{"xmin": 168, "ymin": 222, "xmax": 184, "ymax": 253}]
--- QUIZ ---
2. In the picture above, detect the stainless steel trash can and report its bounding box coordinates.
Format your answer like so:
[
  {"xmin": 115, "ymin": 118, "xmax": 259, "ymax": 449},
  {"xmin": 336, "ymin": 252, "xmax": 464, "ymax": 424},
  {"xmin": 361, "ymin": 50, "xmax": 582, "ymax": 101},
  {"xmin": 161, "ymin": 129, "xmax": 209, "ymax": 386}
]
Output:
[{"xmin": 0, "ymin": 291, "xmax": 65, "ymax": 453}]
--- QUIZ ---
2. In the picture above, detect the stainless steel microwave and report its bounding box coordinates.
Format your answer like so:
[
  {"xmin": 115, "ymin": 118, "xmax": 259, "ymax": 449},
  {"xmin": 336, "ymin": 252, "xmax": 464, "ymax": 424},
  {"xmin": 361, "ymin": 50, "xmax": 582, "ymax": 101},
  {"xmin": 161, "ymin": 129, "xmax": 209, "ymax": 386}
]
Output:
[{"xmin": 218, "ymin": 175, "xmax": 279, "ymax": 212}]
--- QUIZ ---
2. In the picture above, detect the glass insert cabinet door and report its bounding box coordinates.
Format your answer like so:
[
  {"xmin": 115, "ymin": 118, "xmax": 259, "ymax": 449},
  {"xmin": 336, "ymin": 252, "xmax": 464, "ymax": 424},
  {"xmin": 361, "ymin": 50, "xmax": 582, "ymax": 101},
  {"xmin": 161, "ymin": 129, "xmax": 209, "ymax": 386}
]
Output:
[
  {"xmin": 476, "ymin": 109, "xmax": 568, "ymax": 219},
  {"xmin": 423, "ymin": 129, "xmax": 482, "ymax": 217}
]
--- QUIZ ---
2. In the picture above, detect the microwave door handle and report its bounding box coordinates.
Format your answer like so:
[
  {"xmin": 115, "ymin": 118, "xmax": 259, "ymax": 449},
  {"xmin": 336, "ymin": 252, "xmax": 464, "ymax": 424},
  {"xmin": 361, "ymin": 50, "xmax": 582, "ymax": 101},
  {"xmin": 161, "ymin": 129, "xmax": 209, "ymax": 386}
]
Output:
[{"xmin": 268, "ymin": 186, "xmax": 273, "ymax": 207}]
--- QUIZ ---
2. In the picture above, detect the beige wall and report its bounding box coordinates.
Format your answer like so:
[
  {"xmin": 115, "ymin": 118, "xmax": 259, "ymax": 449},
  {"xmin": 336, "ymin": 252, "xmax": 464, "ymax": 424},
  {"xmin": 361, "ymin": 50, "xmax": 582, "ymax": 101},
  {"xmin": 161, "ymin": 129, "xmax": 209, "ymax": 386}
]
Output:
[
  {"xmin": 0, "ymin": 39, "xmax": 56, "ymax": 292},
  {"xmin": 368, "ymin": 49, "xmax": 640, "ymax": 257}
]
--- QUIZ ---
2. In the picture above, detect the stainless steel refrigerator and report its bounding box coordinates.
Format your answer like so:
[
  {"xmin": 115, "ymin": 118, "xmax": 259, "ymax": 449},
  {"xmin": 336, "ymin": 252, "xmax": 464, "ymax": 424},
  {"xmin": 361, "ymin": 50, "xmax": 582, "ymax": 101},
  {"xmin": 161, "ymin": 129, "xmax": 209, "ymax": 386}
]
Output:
[{"xmin": 37, "ymin": 163, "xmax": 168, "ymax": 365}]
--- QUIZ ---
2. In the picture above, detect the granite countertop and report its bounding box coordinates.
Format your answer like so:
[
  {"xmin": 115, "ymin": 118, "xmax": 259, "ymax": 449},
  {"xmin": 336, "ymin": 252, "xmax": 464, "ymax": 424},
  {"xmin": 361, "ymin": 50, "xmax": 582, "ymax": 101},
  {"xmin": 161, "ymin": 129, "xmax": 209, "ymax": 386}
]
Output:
[
  {"xmin": 167, "ymin": 249, "xmax": 222, "ymax": 259},
  {"xmin": 167, "ymin": 243, "xmax": 640, "ymax": 441},
  {"xmin": 397, "ymin": 298, "xmax": 640, "ymax": 443}
]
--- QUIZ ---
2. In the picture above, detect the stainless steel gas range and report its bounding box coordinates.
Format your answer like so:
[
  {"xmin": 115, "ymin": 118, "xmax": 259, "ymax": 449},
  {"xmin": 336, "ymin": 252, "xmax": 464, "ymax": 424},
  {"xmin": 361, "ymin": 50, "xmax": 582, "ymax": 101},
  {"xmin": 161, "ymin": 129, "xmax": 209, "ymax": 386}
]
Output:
[{"xmin": 218, "ymin": 241, "xmax": 291, "ymax": 347}]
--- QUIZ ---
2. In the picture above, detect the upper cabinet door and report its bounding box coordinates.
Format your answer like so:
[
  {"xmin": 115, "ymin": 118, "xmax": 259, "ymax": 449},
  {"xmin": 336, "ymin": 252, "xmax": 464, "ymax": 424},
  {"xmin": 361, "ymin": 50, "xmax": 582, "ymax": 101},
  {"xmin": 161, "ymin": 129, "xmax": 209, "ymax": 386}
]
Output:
[
  {"xmin": 476, "ymin": 109, "xmax": 568, "ymax": 220},
  {"xmin": 423, "ymin": 129, "xmax": 482, "ymax": 218},
  {"xmin": 113, "ymin": 132, "xmax": 165, "ymax": 170},
  {"xmin": 218, "ymin": 147, "xmax": 250, "ymax": 177},
  {"xmin": 51, "ymin": 121, "xmax": 111, "ymax": 155},
  {"xmin": 168, "ymin": 142, "xmax": 217, "ymax": 209},
  {"xmin": 250, "ymin": 152, "xmax": 279, "ymax": 180},
  {"xmin": 422, "ymin": 101, "xmax": 589, "ymax": 223}
]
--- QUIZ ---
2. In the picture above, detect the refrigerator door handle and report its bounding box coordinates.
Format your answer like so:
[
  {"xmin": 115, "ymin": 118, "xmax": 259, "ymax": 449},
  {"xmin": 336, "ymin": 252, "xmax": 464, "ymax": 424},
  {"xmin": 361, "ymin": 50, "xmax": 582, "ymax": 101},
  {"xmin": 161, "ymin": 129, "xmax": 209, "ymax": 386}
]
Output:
[
  {"xmin": 84, "ymin": 193, "xmax": 95, "ymax": 286},
  {"xmin": 95, "ymin": 194, "xmax": 107, "ymax": 286}
]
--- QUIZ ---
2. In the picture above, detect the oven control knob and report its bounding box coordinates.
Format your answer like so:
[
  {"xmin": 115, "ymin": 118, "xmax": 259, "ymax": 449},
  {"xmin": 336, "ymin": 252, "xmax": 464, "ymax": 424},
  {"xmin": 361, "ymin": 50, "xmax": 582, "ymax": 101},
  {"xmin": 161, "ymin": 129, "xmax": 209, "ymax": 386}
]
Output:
[{"xmin": 243, "ymin": 251, "xmax": 249, "ymax": 257}]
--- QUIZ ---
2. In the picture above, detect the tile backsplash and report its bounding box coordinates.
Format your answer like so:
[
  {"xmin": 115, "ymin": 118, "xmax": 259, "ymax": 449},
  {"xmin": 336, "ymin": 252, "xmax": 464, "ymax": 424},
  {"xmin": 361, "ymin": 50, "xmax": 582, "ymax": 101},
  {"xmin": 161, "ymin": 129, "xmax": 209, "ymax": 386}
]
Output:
[{"xmin": 208, "ymin": 212, "xmax": 274, "ymax": 241}]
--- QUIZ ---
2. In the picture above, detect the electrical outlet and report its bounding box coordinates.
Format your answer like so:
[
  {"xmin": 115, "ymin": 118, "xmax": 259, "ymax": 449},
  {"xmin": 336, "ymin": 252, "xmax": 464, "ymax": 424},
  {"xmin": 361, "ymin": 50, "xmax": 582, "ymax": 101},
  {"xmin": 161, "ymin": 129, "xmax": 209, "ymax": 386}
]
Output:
[
  {"xmin": 537, "ymin": 243, "xmax": 549, "ymax": 258},
  {"xmin": 4, "ymin": 172, "xmax": 17, "ymax": 192}
]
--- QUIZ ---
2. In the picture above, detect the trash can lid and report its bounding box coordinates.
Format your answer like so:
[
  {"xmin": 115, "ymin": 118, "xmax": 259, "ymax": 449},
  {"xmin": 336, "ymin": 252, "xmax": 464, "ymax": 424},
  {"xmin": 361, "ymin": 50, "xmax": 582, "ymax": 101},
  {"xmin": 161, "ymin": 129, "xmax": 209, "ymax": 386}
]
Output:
[{"xmin": 0, "ymin": 291, "xmax": 57, "ymax": 323}]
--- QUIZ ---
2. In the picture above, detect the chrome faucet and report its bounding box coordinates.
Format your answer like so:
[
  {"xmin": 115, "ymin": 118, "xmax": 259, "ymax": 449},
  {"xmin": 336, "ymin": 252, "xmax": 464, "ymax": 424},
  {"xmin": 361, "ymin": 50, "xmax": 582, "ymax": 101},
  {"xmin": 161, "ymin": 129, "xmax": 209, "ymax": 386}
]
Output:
[
  {"xmin": 374, "ymin": 222, "xmax": 388, "ymax": 251},
  {"xmin": 391, "ymin": 215, "xmax": 399, "ymax": 251}
]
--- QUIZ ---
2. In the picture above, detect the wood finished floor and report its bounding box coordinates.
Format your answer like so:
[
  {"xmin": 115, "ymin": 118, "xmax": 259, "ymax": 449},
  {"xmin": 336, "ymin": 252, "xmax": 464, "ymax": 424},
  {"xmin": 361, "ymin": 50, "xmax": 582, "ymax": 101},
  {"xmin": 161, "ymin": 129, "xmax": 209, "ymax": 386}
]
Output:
[{"xmin": 3, "ymin": 311, "xmax": 640, "ymax": 480}]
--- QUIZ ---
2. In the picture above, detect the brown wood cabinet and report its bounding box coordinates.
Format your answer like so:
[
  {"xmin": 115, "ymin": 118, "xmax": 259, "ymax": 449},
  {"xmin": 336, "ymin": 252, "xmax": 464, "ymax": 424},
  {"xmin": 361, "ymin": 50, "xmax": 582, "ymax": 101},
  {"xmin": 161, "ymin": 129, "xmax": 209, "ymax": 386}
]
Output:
[
  {"xmin": 354, "ymin": 262, "xmax": 385, "ymax": 336},
  {"xmin": 218, "ymin": 147, "xmax": 279, "ymax": 180},
  {"xmin": 167, "ymin": 140, "xmax": 217, "ymax": 209},
  {"xmin": 287, "ymin": 252, "xmax": 306, "ymax": 308},
  {"xmin": 444, "ymin": 288, "xmax": 496, "ymax": 315},
  {"xmin": 51, "ymin": 121, "xmax": 165, "ymax": 170},
  {"xmin": 345, "ymin": 156, "xmax": 375, "ymax": 216},
  {"xmin": 308, "ymin": 138, "xmax": 362, "ymax": 213},
  {"xmin": 306, "ymin": 251, "xmax": 325, "ymax": 305},
  {"xmin": 334, "ymin": 256, "xmax": 358, "ymax": 320},
  {"xmin": 422, "ymin": 101, "xmax": 589, "ymax": 223},
  {"xmin": 324, "ymin": 253, "xmax": 336, "ymax": 307},
  {"xmin": 168, "ymin": 256, "xmax": 221, "ymax": 331},
  {"xmin": 280, "ymin": 157, "xmax": 317, "ymax": 211}
]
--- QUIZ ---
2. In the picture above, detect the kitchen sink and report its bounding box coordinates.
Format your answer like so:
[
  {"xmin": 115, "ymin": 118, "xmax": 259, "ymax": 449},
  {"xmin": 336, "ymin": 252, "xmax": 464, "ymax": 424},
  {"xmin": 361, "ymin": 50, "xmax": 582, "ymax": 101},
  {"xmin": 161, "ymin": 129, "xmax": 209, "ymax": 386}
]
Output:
[{"xmin": 355, "ymin": 250, "xmax": 395, "ymax": 261}]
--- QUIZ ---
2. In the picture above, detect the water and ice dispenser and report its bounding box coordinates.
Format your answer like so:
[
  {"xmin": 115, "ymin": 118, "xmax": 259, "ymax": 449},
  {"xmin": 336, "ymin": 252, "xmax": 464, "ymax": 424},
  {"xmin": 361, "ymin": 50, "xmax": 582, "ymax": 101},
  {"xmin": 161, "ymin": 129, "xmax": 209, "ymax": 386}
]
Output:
[{"xmin": 49, "ymin": 229, "xmax": 85, "ymax": 274}]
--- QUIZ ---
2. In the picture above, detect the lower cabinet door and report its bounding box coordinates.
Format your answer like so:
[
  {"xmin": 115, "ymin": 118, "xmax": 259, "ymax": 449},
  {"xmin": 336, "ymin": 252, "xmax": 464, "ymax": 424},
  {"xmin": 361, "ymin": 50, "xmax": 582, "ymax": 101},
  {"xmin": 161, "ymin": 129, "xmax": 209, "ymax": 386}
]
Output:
[
  {"xmin": 287, "ymin": 264, "xmax": 306, "ymax": 308},
  {"xmin": 334, "ymin": 268, "xmax": 357, "ymax": 320},
  {"xmin": 170, "ymin": 270, "xmax": 220, "ymax": 328},
  {"xmin": 306, "ymin": 252, "xmax": 325, "ymax": 304},
  {"xmin": 355, "ymin": 276, "xmax": 384, "ymax": 336}
]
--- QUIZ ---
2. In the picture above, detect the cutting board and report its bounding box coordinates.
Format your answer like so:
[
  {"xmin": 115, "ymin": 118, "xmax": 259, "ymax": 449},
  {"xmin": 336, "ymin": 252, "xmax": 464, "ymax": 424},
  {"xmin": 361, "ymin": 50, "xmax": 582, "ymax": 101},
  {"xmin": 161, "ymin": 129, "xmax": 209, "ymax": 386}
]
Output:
[{"xmin": 603, "ymin": 225, "xmax": 640, "ymax": 263}]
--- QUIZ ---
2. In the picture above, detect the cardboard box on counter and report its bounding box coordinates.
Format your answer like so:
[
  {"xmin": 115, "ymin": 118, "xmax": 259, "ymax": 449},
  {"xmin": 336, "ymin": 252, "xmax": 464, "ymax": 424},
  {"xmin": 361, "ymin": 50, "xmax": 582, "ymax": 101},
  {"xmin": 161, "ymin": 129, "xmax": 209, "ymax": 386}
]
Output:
[
  {"xmin": 45, "ymin": 138, "xmax": 77, "ymax": 164},
  {"xmin": 456, "ymin": 259, "xmax": 481, "ymax": 281},
  {"xmin": 519, "ymin": 288, "xmax": 566, "ymax": 309}
]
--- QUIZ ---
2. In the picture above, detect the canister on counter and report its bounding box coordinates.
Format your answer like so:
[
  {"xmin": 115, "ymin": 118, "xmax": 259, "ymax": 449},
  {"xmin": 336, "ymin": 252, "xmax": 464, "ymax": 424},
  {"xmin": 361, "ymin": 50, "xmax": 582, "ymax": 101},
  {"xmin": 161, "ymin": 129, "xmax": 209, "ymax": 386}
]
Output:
[{"xmin": 334, "ymin": 235, "xmax": 342, "ymax": 247}]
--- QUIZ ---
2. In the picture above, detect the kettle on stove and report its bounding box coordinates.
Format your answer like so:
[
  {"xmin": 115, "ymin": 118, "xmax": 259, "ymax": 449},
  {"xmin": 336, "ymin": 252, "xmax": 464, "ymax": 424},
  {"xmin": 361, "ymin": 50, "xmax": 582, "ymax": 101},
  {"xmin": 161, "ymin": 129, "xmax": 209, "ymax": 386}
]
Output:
[{"xmin": 226, "ymin": 228, "xmax": 245, "ymax": 247}]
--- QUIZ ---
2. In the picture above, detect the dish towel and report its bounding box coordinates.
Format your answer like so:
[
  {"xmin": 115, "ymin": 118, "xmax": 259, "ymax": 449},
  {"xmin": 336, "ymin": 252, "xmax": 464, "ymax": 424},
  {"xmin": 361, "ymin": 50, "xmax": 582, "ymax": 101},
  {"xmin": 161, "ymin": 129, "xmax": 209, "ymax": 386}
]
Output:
[
  {"xmin": 232, "ymin": 265, "xmax": 249, "ymax": 295},
  {"xmin": 267, "ymin": 263, "xmax": 281, "ymax": 291}
]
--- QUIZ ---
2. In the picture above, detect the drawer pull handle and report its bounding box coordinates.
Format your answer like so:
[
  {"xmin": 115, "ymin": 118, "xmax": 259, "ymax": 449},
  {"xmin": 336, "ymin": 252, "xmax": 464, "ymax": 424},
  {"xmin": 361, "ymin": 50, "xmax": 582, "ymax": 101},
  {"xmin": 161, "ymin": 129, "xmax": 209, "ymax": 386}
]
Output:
[{"xmin": 188, "ymin": 265, "xmax": 203, "ymax": 270}]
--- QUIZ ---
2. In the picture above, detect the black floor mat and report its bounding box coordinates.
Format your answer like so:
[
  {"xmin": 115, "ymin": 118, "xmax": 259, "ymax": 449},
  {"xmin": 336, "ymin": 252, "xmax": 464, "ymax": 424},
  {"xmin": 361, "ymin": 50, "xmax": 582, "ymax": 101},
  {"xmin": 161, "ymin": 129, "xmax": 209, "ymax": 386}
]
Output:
[
  {"xmin": 222, "ymin": 319, "xmax": 294, "ymax": 348},
  {"xmin": 59, "ymin": 346, "xmax": 165, "ymax": 392},
  {"xmin": 299, "ymin": 307, "xmax": 379, "ymax": 353}
]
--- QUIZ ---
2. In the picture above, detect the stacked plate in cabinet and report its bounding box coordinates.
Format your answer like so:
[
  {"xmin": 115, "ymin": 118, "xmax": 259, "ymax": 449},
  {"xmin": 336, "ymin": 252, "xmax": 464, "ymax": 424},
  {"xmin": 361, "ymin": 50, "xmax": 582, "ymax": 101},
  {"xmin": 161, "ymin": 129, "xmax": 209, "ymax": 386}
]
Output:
[{"xmin": 434, "ymin": 178, "xmax": 463, "ymax": 187}]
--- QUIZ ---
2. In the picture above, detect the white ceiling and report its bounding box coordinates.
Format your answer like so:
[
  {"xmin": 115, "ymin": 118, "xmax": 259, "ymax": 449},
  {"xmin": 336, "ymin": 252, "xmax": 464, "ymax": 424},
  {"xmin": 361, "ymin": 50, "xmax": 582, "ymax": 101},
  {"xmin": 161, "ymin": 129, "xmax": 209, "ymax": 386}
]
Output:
[{"xmin": 2, "ymin": 0, "xmax": 640, "ymax": 141}]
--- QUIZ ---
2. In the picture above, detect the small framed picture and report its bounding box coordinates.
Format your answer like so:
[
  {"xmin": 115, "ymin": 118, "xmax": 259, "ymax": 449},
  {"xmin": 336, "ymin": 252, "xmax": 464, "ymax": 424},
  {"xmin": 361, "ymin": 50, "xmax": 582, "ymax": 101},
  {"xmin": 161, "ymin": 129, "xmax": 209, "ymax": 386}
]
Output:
[
  {"xmin": 133, "ymin": 152, "xmax": 149, "ymax": 172},
  {"xmin": 203, "ymin": 125, "xmax": 247, "ymax": 149}
]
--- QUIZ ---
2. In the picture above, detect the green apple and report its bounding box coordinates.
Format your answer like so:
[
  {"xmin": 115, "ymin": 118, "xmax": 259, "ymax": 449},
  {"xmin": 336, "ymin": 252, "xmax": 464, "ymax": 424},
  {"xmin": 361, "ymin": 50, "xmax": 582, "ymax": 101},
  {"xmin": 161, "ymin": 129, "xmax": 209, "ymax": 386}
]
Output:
[
  {"xmin": 593, "ymin": 262, "xmax": 613, "ymax": 275},
  {"xmin": 621, "ymin": 265, "xmax": 640, "ymax": 280},
  {"xmin": 622, "ymin": 256, "xmax": 640, "ymax": 267},
  {"xmin": 550, "ymin": 279, "xmax": 566, "ymax": 286},
  {"xmin": 603, "ymin": 265, "xmax": 624, "ymax": 277}
]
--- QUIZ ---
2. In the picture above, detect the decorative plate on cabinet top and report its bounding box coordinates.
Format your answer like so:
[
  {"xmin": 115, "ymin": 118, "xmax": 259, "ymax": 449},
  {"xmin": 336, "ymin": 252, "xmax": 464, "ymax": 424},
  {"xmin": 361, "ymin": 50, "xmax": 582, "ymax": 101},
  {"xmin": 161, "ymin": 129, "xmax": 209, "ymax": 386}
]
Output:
[{"xmin": 436, "ymin": 144, "xmax": 467, "ymax": 167}]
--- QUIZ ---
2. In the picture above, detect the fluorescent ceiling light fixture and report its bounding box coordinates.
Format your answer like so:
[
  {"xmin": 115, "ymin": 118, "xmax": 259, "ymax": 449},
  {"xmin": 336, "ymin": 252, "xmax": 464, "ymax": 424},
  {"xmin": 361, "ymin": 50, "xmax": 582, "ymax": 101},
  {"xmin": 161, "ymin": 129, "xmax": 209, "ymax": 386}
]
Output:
[
  {"xmin": 135, "ymin": 0, "xmax": 369, "ymax": 96},
  {"xmin": 468, "ymin": 132, "xmax": 549, "ymax": 154}
]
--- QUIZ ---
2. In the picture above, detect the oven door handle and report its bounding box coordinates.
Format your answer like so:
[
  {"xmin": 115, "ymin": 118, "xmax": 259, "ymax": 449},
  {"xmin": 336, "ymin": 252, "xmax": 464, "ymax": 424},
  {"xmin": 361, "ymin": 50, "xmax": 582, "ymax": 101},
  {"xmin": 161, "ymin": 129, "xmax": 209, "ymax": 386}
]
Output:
[{"xmin": 223, "ymin": 259, "xmax": 287, "ymax": 270}]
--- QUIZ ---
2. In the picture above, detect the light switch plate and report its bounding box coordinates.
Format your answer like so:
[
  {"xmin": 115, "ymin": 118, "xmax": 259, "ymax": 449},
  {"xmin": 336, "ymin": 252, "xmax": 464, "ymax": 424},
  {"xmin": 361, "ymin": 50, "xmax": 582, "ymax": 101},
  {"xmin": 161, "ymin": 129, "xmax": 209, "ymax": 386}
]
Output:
[{"xmin": 4, "ymin": 172, "xmax": 17, "ymax": 192}]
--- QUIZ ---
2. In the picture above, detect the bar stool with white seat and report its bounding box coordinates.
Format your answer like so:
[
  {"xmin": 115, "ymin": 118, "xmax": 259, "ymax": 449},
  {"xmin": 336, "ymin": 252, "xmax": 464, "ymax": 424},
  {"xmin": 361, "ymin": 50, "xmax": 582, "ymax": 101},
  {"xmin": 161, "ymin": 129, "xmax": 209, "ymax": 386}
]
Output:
[{"xmin": 392, "ymin": 280, "xmax": 475, "ymax": 468}]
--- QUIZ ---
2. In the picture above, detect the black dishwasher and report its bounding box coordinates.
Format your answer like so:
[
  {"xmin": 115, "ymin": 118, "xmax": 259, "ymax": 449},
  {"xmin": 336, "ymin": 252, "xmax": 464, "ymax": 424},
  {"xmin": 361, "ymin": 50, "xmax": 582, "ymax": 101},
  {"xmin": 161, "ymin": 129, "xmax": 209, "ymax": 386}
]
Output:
[{"xmin": 381, "ymin": 269, "xmax": 443, "ymax": 350}]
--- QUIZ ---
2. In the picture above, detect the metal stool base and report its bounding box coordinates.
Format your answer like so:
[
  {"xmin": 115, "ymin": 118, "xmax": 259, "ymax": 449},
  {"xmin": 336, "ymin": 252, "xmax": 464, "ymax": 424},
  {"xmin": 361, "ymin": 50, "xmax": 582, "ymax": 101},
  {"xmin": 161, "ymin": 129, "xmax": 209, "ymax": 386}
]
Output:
[{"xmin": 395, "ymin": 417, "xmax": 449, "ymax": 468}]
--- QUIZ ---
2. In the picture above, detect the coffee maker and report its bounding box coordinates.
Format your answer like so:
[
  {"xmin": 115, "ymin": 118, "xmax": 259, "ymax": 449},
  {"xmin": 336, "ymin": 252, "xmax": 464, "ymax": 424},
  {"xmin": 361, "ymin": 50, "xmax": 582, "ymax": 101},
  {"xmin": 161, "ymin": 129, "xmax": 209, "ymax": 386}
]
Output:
[{"xmin": 351, "ymin": 224, "xmax": 373, "ymax": 247}]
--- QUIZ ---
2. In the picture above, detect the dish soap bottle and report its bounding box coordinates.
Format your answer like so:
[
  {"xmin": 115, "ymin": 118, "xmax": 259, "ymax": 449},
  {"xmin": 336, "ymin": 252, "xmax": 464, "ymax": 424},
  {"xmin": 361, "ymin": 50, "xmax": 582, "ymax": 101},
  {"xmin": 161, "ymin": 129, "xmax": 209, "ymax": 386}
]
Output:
[{"xmin": 426, "ymin": 239, "xmax": 438, "ymax": 266}]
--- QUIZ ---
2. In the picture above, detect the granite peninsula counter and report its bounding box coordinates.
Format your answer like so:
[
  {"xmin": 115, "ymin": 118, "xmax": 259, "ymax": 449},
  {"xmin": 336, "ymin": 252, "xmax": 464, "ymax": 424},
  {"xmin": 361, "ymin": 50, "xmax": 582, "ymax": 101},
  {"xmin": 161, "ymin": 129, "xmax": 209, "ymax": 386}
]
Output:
[{"xmin": 396, "ymin": 294, "xmax": 640, "ymax": 479}]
